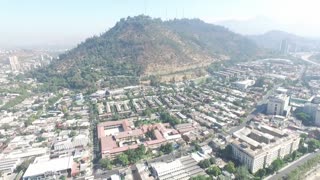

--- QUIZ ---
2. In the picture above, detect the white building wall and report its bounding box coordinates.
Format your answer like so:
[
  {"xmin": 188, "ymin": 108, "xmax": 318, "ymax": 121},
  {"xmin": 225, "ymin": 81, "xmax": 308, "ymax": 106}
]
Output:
[
  {"xmin": 232, "ymin": 137, "xmax": 300, "ymax": 173},
  {"xmin": 315, "ymin": 109, "xmax": 320, "ymax": 126}
]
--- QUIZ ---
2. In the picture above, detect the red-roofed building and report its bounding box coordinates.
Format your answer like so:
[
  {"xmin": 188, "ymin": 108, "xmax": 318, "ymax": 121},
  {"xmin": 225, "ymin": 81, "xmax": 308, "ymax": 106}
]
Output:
[{"xmin": 97, "ymin": 120, "xmax": 182, "ymax": 159}]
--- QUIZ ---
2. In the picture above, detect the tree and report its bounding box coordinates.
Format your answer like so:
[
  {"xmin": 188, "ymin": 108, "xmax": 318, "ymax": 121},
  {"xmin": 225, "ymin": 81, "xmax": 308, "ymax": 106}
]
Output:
[
  {"xmin": 270, "ymin": 158, "xmax": 284, "ymax": 172},
  {"xmin": 136, "ymin": 144, "xmax": 146, "ymax": 157},
  {"xmin": 254, "ymin": 77, "xmax": 265, "ymax": 87},
  {"xmin": 36, "ymin": 136, "xmax": 46, "ymax": 142},
  {"xmin": 24, "ymin": 119, "xmax": 33, "ymax": 127},
  {"xmin": 198, "ymin": 159, "xmax": 211, "ymax": 169},
  {"xmin": 298, "ymin": 137, "xmax": 308, "ymax": 154},
  {"xmin": 159, "ymin": 143, "xmax": 173, "ymax": 154},
  {"xmin": 15, "ymin": 159, "xmax": 34, "ymax": 172},
  {"xmin": 255, "ymin": 169, "xmax": 266, "ymax": 179},
  {"xmin": 192, "ymin": 141, "xmax": 201, "ymax": 152},
  {"xmin": 209, "ymin": 157, "xmax": 216, "ymax": 164},
  {"xmin": 300, "ymin": 133, "xmax": 308, "ymax": 140},
  {"xmin": 68, "ymin": 130, "xmax": 77, "ymax": 138},
  {"xmin": 291, "ymin": 151, "xmax": 297, "ymax": 161},
  {"xmin": 142, "ymin": 109, "xmax": 152, "ymax": 118},
  {"xmin": 235, "ymin": 166, "xmax": 250, "ymax": 180},
  {"xmin": 74, "ymin": 113, "xmax": 83, "ymax": 119},
  {"xmin": 146, "ymin": 129, "xmax": 156, "ymax": 140},
  {"xmin": 220, "ymin": 145, "xmax": 233, "ymax": 160},
  {"xmin": 159, "ymin": 111, "xmax": 180, "ymax": 126},
  {"xmin": 116, "ymin": 153, "xmax": 129, "ymax": 166},
  {"xmin": 126, "ymin": 149, "xmax": 139, "ymax": 164},
  {"xmin": 99, "ymin": 158, "xmax": 112, "ymax": 170},
  {"xmin": 207, "ymin": 166, "xmax": 221, "ymax": 176},
  {"xmin": 190, "ymin": 175, "xmax": 212, "ymax": 180},
  {"xmin": 295, "ymin": 112, "xmax": 312, "ymax": 125},
  {"xmin": 307, "ymin": 139, "xmax": 320, "ymax": 152},
  {"xmin": 224, "ymin": 161, "xmax": 236, "ymax": 173},
  {"xmin": 150, "ymin": 75, "xmax": 160, "ymax": 86},
  {"xmin": 1, "ymin": 123, "xmax": 10, "ymax": 131}
]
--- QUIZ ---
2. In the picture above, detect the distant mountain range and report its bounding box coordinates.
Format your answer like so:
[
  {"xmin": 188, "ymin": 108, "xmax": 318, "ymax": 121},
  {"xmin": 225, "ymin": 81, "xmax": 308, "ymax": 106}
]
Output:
[
  {"xmin": 32, "ymin": 15, "xmax": 262, "ymax": 90},
  {"xmin": 216, "ymin": 16, "xmax": 281, "ymax": 35},
  {"xmin": 216, "ymin": 17, "xmax": 320, "ymax": 52},
  {"xmin": 248, "ymin": 30, "xmax": 320, "ymax": 52}
]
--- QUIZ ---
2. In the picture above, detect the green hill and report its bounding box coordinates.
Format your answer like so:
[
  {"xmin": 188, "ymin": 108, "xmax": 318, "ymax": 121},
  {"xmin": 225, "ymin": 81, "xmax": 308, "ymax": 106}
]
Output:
[{"xmin": 32, "ymin": 15, "xmax": 261, "ymax": 90}]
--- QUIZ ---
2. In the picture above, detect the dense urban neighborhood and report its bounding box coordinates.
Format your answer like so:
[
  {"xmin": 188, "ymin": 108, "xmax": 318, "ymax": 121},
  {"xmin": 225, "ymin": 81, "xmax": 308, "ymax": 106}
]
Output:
[
  {"xmin": 2, "ymin": 44, "xmax": 320, "ymax": 180},
  {"xmin": 3, "ymin": 0, "xmax": 320, "ymax": 178}
]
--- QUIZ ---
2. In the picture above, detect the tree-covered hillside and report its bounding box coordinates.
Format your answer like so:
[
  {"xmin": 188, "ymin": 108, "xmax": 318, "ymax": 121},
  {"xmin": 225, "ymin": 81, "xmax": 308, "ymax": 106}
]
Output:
[{"xmin": 32, "ymin": 15, "xmax": 262, "ymax": 90}]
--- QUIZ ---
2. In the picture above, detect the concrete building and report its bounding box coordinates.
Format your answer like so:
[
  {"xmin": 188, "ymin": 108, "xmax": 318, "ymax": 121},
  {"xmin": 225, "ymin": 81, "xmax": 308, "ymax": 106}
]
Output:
[
  {"xmin": 303, "ymin": 102, "xmax": 320, "ymax": 126},
  {"xmin": 280, "ymin": 39, "xmax": 289, "ymax": 55},
  {"xmin": 8, "ymin": 56, "xmax": 20, "ymax": 72},
  {"xmin": 51, "ymin": 135, "xmax": 89, "ymax": 158},
  {"xmin": 150, "ymin": 156, "xmax": 206, "ymax": 180},
  {"xmin": 200, "ymin": 145, "xmax": 212, "ymax": 155},
  {"xmin": 23, "ymin": 156, "xmax": 75, "ymax": 180},
  {"xmin": 231, "ymin": 125, "xmax": 300, "ymax": 173},
  {"xmin": 233, "ymin": 80, "xmax": 255, "ymax": 90},
  {"xmin": 97, "ymin": 120, "xmax": 181, "ymax": 159},
  {"xmin": 266, "ymin": 94, "xmax": 290, "ymax": 116},
  {"xmin": 0, "ymin": 158, "xmax": 20, "ymax": 175},
  {"xmin": 3, "ymin": 147, "xmax": 47, "ymax": 159}
]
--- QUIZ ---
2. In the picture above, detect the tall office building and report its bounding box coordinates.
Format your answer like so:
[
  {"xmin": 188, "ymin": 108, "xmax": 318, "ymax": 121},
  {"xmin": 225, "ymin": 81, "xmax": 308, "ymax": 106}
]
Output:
[
  {"xmin": 280, "ymin": 39, "xmax": 289, "ymax": 55},
  {"xmin": 8, "ymin": 56, "xmax": 21, "ymax": 72}
]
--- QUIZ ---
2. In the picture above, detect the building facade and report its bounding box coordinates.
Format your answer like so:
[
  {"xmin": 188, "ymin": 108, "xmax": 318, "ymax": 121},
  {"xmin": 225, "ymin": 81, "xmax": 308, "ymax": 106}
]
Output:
[
  {"xmin": 303, "ymin": 102, "xmax": 320, "ymax": 126},
  {"xmin": 231, "ymin": 125, "xmax": 300, "ymax": 173},
  {"xmin": 267, "ymin": 94, "xmax": 290, "ymax": 116}
]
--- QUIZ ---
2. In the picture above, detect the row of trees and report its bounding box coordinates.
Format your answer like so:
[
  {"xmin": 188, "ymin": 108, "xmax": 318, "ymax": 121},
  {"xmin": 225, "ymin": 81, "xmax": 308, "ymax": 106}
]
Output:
[
  {"xmin": 198, "ymin": 157, "xmax": 216, "ymax": 169},
  {"xmin": 253, "ymin": 134, "xmax": 311, "ymax": 179},
  {"xmin": 1, "ymin": 91, "xmax": 29, "ymax": 110},
  {"xmin": 100, "ymin": 144, "xmax": 147, "ymax": 168},
  {"xmin": 286, "ymin": 154, "xmax": 320, "ymax": 180},
  {"xmin": 206, "ymin": 161, "xmax": 236, "ymax": 176},
  {"xmin": 190, "ymin": 175, "xmax": 212, "ymax": 180},
  {"xmin": 193, "ymin": 166, "xmax": 251, "ymax": 180},
  {"xmin": 159, "ymin": 111, "xmax": 182, "ymax": 126},
  {"xmin": 99, "ymin": 143, "xmax": 174, "ymax": 170},
  {"xmin": 295, "ymin": 111, "xmax": 313, "ymax": 126}
]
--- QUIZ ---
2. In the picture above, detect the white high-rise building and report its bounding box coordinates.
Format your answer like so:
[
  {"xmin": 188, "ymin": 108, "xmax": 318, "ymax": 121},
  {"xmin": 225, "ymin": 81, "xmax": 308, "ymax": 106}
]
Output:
[
  {"xmin": 8, "ymin": 56, "xmax": 20, "ymax": 72},
  {"xmin": 316, "ymin": 109, "xmax": 320, "ymax": 126},
  {"xmin": 267, "ymin": 94, "xmax": 290, "ymax": 116},
  {"xmin": 303, "ymin": 102, "xmax": 320, "ymax": 126}
]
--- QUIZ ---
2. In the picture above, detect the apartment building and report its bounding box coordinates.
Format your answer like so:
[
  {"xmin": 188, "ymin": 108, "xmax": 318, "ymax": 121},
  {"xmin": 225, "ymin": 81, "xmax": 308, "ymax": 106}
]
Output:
[{"xmin": 231, "ymin": 125, "xmax": 300, "ymax": 173}]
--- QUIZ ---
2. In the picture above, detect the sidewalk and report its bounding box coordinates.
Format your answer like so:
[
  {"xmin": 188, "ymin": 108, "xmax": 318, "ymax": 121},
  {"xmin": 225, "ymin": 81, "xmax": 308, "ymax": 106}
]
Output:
[
  {"xmin": 305, "ymin": 163, "xmax": 320, "ymax": 180},
  {"xmin": 264, "ymin": 153, "xmax": 310, "ymax": 180}
]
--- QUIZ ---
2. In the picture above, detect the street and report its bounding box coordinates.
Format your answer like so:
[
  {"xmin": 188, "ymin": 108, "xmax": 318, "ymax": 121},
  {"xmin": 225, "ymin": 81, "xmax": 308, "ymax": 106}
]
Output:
[
  {"xmin": 265, "ymin": 151, "xmax": 320, "ymax": 180},
  {"xmin": 228, "ymin": 83, "xmax": 281, "ymax": 134},
  {"xmin": 299, "ymin": 53, "xmax": 320, "ymax": 66}
]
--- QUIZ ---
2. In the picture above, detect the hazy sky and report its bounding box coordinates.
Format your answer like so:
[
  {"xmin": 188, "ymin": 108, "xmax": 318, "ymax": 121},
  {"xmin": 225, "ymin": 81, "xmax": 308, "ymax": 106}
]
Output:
[{"xmin": 1, "ymin": 0, "xmax": 320, "ymax": 48}]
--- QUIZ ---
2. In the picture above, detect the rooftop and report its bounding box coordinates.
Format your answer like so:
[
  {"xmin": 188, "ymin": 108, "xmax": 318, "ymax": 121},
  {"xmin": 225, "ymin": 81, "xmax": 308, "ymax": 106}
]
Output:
[
  {"xmin": 98, "ymin": 120, "xmax": 181, "ymax": 156},
  {"xmin": 23, "ymin": 156, "xmax": 73, "ymax": 178},
  {"xmin": 231, "ymin": 124, "xmax": 299, "ymax": 157},
  {"xmin": 151, "ymin": 156, "xmax": 206, "ymax": 180}
]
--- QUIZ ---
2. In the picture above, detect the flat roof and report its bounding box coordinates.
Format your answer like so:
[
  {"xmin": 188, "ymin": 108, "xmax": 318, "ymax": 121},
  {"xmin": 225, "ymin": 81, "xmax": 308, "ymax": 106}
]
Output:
[
  {"xmin": 260, "ymin": 125, "xmax": 284, "ymax": 137},
  {"xmin": 23, "ymin": 156, "xmax": 73, "ymax": 178}
]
